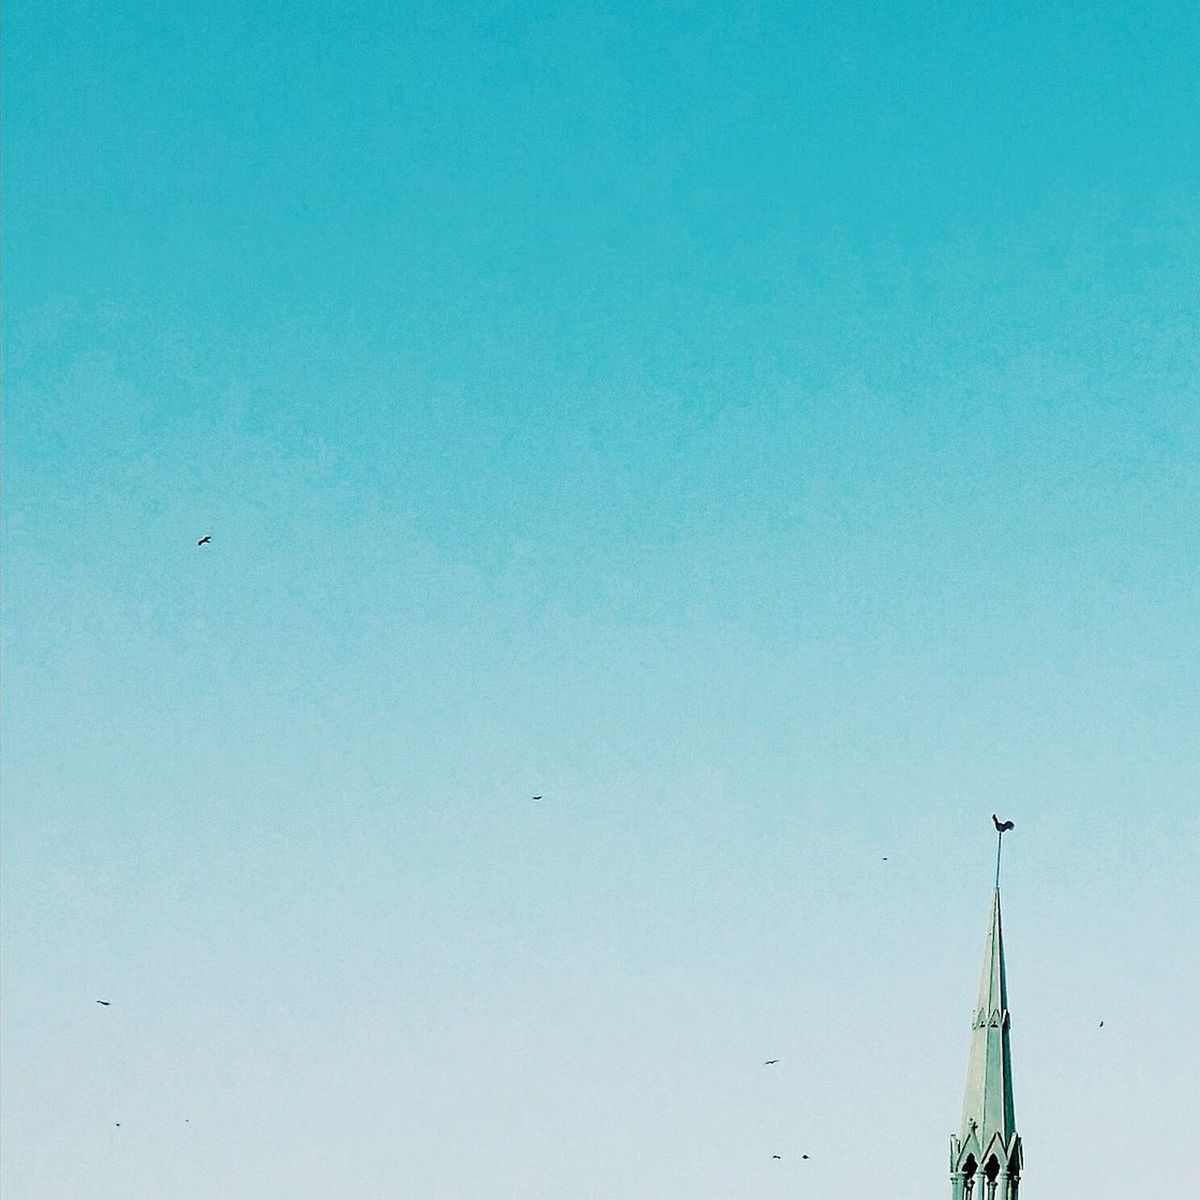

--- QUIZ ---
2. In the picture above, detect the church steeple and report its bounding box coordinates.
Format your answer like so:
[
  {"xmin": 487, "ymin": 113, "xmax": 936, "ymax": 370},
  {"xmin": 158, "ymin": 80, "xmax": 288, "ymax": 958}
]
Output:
[{"xmin": 950, "ymin": 884, "xmax": 1023, "ymax": 1200}]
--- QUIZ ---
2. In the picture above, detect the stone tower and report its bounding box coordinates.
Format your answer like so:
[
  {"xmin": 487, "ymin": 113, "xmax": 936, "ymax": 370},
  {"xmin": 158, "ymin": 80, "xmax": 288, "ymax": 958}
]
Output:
[{"xmin": 950, "ymin": 885, "xmax": 1023, "ymax": 1200}]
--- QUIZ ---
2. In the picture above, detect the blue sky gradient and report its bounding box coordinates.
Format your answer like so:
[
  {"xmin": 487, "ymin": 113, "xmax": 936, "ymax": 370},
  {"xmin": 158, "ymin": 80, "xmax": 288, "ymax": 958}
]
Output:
[{"xmin": 3, "ymin": 2, "xmax": 1198, "ymax": 1197}]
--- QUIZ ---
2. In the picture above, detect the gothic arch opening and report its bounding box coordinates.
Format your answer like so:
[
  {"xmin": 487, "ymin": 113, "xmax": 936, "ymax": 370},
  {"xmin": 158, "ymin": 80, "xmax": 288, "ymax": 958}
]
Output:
[{"xmin": 962, "ymin": 1155, "xmax": 978, "ymax": 1199}]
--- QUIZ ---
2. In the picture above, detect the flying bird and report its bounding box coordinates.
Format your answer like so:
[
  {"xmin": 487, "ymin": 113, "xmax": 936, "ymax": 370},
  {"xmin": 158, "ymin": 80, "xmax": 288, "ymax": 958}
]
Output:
[
  {"xmin": 1099, "ymin": 1021, "xmax": 1104, "ymax": 1028},
  {"xmin": 96, "ymin": 1000, "xmax": 111, "ymax": 1006},
  {"xmin": 992, "ymin": 814, "xmax": 1014, "ymax": 833},
  {"xmin": 772, "ymin": 1155, "xmax": 782, "ymax": 1160},
  {"xmin": 532, "ymin": 795, "xmax": 543, "ymax": 801},
  {"xmin": 763, "ymin": 1059, "xmax": 779, "ymax": 1065},
  {"xmin": 197, "ymin": 535, "xmax": 212, "ymax": 546},
  {"xmin": 802, "ymin": 1154, "xmax": 810, "ymax": 1160}
]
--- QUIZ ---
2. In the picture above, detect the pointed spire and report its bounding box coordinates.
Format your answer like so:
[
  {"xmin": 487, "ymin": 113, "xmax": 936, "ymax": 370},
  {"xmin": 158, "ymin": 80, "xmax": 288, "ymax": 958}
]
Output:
[
  {"xmin": 961, "ymin": 889, "xmax": 1015, "ymax": 1140},
  {"xmin": 953, "ymin": 887, "xmax": 1021, "ymax": 1183}
]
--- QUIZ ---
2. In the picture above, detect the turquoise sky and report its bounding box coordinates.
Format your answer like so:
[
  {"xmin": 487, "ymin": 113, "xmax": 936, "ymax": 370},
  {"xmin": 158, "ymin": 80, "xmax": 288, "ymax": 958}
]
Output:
[{"xmin": 3, "ymin": 2, "xmax": 1198, "ymax": 1197}]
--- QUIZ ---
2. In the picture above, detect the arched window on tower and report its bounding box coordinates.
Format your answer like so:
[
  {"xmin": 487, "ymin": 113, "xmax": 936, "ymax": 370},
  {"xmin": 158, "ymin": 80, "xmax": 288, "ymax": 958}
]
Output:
[
  {"xmin": 962, "ymin": 1155, "xmax": 978, "ymax": 1200},
  {"xmin": 982, "ymin": 1155, "xmax": 1000, "ymax": 1200}
]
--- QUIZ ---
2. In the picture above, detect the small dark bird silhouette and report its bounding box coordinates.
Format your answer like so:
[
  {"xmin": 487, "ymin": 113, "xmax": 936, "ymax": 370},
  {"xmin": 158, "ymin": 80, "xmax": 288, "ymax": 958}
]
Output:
[
  {"xmin": 114, "ymin": 1123, "xmax": 121, "ymax": 1128},
  {"xmin": 532, "ymin": 795, "xmax": 543, "ymax": 801},
  {"xmin": 1099, "ymin": 1021, "xmax": 1104, "ymax": 1028},
  {"xmin": 802, "ymin": 1154, "xmax": 810, "ymax": 1160},
  {"xmin": 772, "ymin": 1155, "xmax": 782, "ymax": 1160},
  {"xmin": 882, "ymin": 857, "xmax": 888, "ymax": 861},
  {"xmin": 96, "ymin": 1000, "xmax": 111, "ymax": 1006},
  {"xmin": 197, "ymin": 535, "xmax": 212, "ymax": 546},
  {"xmin": 763, "ymin": 1059, "xmax": 779, "ymax": 1065},
  {"xmin": 992, "ymin": 814, "xmax": 1015, "ymax": 833}
]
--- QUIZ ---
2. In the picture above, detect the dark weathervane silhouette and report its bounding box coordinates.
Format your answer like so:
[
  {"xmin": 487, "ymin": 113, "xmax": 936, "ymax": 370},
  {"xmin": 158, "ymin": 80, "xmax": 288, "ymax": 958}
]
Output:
[{"xmin": 992, "ymin": 814, "xmax": 1015, "ymax": 887}]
